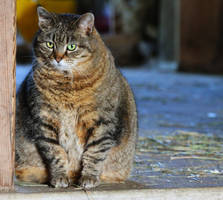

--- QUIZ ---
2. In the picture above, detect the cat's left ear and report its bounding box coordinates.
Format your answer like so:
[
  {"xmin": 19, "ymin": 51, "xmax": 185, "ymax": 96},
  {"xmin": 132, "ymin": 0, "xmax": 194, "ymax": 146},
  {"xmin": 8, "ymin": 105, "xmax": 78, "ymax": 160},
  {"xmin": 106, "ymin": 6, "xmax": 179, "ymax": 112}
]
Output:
[
  {"xmin": 76, "ymin": 13, "xmax": 95, "ymax": 35},
  {"xmin": 37, "ymin": 6, "xmax": 56, "ymax": 31}
]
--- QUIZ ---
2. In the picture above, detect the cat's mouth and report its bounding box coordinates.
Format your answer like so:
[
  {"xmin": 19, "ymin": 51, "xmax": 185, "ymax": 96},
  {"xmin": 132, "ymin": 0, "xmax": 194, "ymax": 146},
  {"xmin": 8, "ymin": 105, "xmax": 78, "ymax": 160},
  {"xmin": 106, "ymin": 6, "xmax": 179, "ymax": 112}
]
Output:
[{"xmin": 54, "ymin": 62, "xmax": 62, "ymax": 67}]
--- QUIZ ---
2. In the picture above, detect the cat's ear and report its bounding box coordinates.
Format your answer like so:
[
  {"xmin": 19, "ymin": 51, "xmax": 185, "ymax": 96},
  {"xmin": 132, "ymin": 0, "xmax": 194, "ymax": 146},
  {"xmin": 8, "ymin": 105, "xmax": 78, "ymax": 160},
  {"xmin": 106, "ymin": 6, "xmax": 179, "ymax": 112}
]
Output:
[
  {"xmin": 37, "ymin": 6, "xmax": 55, "ymax": 31},
  {"xmin": 76, "ymin": 13, "xmax": 95, "ymax": 35}
]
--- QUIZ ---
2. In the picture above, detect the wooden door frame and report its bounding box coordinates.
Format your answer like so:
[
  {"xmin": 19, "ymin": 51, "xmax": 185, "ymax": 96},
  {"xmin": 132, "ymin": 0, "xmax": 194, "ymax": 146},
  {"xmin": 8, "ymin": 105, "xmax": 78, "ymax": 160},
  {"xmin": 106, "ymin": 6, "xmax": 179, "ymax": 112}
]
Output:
[{"xmin": 0, "ymin": 0, "xmax": 16, "ymax": 191}]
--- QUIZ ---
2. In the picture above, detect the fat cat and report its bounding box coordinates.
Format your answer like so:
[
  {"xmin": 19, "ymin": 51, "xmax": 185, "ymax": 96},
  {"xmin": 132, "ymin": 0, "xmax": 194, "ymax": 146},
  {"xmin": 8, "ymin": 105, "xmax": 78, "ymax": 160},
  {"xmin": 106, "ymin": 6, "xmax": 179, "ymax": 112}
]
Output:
[{"xmin": 15, "ymin": 7, "xmax": 137, "ymax": 189}]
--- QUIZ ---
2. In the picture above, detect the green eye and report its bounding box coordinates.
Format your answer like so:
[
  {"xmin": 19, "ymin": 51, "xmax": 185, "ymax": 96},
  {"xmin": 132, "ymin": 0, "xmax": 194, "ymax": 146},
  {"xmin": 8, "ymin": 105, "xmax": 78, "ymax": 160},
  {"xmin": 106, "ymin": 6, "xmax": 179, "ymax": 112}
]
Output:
[
  {"xmin": 46, "ymin": 42, "xmax": 54, "ymax": 49},
  {"xmin": 67, "ymin": 44, "xmax": 77, "ymax": 51}
]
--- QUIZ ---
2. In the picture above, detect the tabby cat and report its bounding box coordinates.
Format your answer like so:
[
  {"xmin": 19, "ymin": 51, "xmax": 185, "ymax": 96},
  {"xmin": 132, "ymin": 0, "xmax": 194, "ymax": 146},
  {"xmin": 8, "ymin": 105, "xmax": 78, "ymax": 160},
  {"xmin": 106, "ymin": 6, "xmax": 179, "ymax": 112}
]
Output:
[{"xmin": 15, "ymin": 7, "xmax": 137, "ymax": 189}]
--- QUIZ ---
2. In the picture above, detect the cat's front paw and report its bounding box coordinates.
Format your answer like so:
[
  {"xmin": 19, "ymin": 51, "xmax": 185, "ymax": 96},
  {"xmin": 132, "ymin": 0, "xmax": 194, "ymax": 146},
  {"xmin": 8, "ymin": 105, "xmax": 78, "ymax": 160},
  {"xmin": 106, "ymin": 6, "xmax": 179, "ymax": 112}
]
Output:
[
  {"xmin": 79, "ymin": 175, "xmax": 100, "ymax": 189},
  {"xmin": 50, "ymin": 175, "xmax": 69, "ymax": 188}
]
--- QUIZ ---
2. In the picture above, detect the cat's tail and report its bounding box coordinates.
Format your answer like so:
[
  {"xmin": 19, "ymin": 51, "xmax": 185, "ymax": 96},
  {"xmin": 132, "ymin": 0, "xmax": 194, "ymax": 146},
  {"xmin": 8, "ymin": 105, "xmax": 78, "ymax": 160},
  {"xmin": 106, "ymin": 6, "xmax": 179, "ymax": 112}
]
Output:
[{"xmin": 15, "ymin": 166, "xmax": 48, "ymax": 184}]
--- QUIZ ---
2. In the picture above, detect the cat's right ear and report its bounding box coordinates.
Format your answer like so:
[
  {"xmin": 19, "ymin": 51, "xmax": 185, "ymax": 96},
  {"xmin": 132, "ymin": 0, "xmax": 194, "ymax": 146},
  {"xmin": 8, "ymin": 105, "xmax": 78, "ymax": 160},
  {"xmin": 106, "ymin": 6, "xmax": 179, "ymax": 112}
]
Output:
[
  {"xmin": 37, "ymin": 6, "xmax": 55, "ymax": 31},
  {"xmin": 76, "ymin": 13, "xmax": 95, "ymax": 35}
]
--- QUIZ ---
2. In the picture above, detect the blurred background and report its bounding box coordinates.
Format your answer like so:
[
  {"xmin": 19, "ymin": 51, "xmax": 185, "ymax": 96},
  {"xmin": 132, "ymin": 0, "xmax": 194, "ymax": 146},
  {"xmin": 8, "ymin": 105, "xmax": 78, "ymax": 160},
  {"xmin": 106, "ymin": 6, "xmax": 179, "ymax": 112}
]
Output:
[
  {"xmin": 17, "ymin": 0, "xmax": 159, "ymax": 67},
  {"xmin": 17, "ymin": 0, "xmax": 223, "ymax": 73},
  {"xmin": 16, "ymin": 0, "xmax": 223, "ymax": 188}
]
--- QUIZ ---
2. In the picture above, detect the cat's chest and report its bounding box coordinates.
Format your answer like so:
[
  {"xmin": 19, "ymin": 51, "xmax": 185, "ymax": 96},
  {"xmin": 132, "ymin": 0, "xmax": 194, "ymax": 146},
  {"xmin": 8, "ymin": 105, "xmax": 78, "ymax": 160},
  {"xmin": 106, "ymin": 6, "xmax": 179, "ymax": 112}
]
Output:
[{"xmin": 58, "ymin": 110, "xmax": 83, "ymax": 158}]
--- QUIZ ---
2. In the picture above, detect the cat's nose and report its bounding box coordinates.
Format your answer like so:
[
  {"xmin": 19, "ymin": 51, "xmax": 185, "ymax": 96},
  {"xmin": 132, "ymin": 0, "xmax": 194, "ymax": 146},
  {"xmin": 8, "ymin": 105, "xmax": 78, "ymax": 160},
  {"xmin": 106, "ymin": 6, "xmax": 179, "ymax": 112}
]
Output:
[
  {"xmin": 55, "ymin": 54, "xmax": 64, "ymax": 63},
  {"xmin": 55, "ymin": 56, "xmax": 62, "ymax": 63}
]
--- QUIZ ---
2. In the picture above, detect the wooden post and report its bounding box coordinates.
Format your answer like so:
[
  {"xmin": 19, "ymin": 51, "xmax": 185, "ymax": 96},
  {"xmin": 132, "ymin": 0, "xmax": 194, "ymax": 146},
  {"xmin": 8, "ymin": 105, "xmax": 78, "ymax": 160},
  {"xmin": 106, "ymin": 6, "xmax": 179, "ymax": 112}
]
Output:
[
  {"xmin": 0, "ymin": 0, "xmax": 16, "ymax": 191},
  {"xmin": 159, "ymin": 0, "xmax": 180, "ymax": 70}
]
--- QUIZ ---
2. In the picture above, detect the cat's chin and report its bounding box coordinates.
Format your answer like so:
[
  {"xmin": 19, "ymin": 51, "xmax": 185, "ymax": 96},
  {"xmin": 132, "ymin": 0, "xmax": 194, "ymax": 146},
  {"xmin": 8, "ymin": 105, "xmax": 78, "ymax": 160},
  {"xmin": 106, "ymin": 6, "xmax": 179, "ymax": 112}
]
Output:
[{"xmin": 51, "ymin": 60, "xmax": 73, "ymax": 73}]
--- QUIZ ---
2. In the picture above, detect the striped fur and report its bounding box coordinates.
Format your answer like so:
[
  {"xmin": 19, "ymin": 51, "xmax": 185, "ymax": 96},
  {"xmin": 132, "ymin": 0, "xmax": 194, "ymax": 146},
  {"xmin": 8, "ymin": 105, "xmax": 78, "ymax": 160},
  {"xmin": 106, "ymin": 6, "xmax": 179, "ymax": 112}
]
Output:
[{"xmin": 15, "ymin": 7, "xmax": 137, "ymax": 189}]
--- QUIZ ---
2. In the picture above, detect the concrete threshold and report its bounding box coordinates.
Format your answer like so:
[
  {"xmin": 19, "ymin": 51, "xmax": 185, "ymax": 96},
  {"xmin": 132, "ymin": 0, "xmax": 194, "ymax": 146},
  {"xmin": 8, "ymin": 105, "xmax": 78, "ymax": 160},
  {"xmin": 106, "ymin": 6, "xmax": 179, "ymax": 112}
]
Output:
[{"xmin": 1, "ymin": 182, "xmax": 223, "ymax": 200}]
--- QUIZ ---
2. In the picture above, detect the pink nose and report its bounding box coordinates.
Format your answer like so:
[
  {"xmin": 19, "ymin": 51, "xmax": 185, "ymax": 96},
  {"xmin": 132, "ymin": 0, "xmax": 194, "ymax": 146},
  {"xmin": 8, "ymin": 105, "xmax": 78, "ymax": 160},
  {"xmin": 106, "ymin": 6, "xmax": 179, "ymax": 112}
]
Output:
[
  {"xmin": 54, "ymin": 51, "xmax": 65, "ymax": 63},
  {"xmin": 55, "ymin": 56, "xmax": 62, "ymax": 63}
]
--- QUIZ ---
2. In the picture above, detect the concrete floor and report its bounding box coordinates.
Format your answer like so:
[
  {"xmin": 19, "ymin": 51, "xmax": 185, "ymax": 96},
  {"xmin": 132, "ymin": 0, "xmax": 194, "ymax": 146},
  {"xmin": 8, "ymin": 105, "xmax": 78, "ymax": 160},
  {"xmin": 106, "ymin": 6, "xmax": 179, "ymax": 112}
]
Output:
[
  {"xmin": 1, "ymin": 184, "xmax": 223, "ymax": 200},
  {"xmin": 121, "ymin": 68, "xmax": 223, "ymax": 137}
]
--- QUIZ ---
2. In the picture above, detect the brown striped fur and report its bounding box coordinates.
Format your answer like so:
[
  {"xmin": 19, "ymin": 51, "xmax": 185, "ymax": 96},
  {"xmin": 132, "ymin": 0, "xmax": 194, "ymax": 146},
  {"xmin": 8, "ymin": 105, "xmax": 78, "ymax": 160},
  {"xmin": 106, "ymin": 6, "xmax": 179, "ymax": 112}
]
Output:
[{"xmin": 15, "ymin": 7, "xmax": 137, "ymax": 189}]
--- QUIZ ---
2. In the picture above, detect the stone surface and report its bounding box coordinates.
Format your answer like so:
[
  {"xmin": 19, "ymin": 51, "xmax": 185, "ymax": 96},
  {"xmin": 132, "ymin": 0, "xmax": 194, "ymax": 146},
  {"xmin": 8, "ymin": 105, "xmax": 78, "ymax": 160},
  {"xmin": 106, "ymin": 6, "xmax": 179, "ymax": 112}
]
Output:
[{"xmin": 2, "ymin": 186, "xmax": 223, "ymax": 200}]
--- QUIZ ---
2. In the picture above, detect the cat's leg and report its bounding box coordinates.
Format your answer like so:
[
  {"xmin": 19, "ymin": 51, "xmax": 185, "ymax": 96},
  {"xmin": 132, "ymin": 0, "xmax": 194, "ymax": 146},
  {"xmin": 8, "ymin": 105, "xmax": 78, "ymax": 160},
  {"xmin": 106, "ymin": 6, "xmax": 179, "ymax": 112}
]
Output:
[
  {"xmin": 32, "ymin": 118, "xmax": 69, "ymax": 188},
  {"xmin": 79, "ymin": 121, "xmax": 116, "ymax": 188},
  {"xmin": 35, "ymin": 137, "xmax": 69, "ymax": 188}
]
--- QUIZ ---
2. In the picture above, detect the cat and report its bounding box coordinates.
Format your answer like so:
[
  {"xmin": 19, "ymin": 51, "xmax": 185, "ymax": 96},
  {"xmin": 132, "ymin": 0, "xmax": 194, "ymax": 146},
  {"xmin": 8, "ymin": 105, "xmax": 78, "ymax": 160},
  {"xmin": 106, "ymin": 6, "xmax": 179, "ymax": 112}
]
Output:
[{"xmin": 15, "ymin": 6, "xmax": 137, "ymax": 189}]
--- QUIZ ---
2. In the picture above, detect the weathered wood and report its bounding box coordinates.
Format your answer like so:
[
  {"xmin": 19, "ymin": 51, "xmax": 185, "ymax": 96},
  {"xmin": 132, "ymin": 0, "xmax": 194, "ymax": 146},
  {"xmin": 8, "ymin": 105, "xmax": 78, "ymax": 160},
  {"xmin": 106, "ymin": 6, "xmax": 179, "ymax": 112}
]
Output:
[{"xmin": 0, "ymin": 0, "xmax": 16, "ymax": 191}]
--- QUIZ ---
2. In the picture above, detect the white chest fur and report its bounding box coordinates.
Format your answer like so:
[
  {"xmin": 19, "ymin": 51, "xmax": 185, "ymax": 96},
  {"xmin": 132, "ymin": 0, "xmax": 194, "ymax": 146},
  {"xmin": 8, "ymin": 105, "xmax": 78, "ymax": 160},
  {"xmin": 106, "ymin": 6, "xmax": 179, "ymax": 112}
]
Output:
[{"xmin": 59, "ymin": 111, "xmax": 83, "ymax": 172}]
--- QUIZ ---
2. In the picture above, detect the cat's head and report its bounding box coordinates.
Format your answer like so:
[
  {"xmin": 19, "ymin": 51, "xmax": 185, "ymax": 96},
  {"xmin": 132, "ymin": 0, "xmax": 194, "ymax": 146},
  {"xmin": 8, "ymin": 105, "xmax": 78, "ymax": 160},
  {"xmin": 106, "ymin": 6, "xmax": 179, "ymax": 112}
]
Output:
[{"xmin": 34, "ymin": 7, "xmax": 97, "ymax": 72}]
